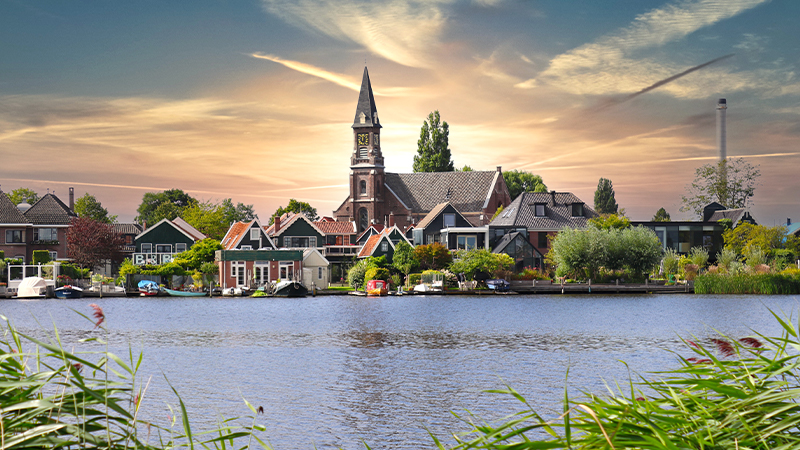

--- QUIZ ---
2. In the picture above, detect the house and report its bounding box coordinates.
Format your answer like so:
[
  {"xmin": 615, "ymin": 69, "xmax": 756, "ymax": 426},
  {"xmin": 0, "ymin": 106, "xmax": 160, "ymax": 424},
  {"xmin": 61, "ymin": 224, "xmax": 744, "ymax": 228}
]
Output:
[
  {"xmin": 221, "ymin": 219, "xmax": 275, "ymax": 250},
  {"xmin": 411, "ymin": 202, "xmax": 485, "ymax": 250},
  {"xmin": 356, "ymin": 224, "xmax": 384, "ymax": 246},
  {"xmin": 357, "ymin": 232, "xmax": 398, "ymax": 262},
  {"xmin": 488, "ymin": 191, "xmax": 599, "ymax": 264},
  {"xmin": 0, "ymin": 188, "xmax": 77, "ymax": 263},
  {"xmin": 313, "ymin": 219, "xmax": 358, "ymax": 283},
  {"xmin": 492, "ymin": 231, "xmax": 544, "ymax": 272},
  {"xmin": 302, "ymin": 248, "xmax": 330, "ymax": 288},
  {"xmin": 133, "ymin": 217, "xmax": 207, "ymax": 265},
  {"xmin": 266, "ymin": 213, "xmax": 324, "ymax": 250},
  {"xmin": 332, "ymin": 67, "xmax": 511, "ymax": 232},
  {"xmin": 215, "ymin": 249, "xmax": 304, "ymax": 289}
]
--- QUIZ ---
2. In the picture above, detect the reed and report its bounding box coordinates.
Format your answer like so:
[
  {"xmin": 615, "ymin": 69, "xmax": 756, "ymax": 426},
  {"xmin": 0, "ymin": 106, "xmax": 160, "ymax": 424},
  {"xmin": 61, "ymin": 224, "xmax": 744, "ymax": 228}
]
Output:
[
  {"xmin": 695, "ymin": 273, "xmax": 800, "ymax": 294},
  {"xmin": 439, "ymin": 310, "xmax": 800, "ymax": 449}
]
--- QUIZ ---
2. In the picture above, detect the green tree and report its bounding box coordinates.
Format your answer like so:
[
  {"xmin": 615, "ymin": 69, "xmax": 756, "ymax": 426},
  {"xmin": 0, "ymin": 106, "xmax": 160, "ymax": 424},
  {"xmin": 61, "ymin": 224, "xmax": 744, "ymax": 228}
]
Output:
[
  {"xmin": 221, "ymin": 198, "xmax": 256, "ymax": 224},
  {"xmin": 502, "ymin": 170, "xmax": 547, "ymax": 199},
  {"xmin": 652, "ymin": 207, "xmax": 671, "ymax": 222},
  {"xmin": 391, "ymin": 241, "xmax": 419, "ymax": 284},
  {"xmin": 135, "ymin": 189, "xmax": 197, "ymax": 226},
  {"xmin": 413, "ymin": 243, "xmax": 452, "ymax": 270},
  {"xmin": 8, "ymin": 188, "xmax": 39, "ymax": 205},
  {"xmin": 593, "ymin": 178, "xmax": 618, "ymax": 214},
  {"xmin": 458, "ymin": 165, "xmax": 474, "ymax": 172},
  {"xmin": 181, "ymin": 201, "xmax": 228, "ymax": 240},
  {"xmin": 269, "ymin": 199, "xmax": 318, "ymax": 225},
  {"xmin": 588, "ymin": 214, "xmax": 630, "ymax": 230},
  {"xmin": 172, "ymin": 238, "xmax": 222, "ymax": 271},
  {"xmin": 450, "ymin": 249, "xmax": 514, "ymax": 279},
  {"xmin": 681, "ymin": 158, "xmax": 760, "ymax": 218},
  {"xmin": 413, "ymin": 110, "xmax": 454, "ymax": 172},
  {"xmin": 74, "ymin": 193, "xmax": 117, "ymax": 224},
  {"xmin": 722, "ymin": 223, "xmax": 792, "ymax": 259}
]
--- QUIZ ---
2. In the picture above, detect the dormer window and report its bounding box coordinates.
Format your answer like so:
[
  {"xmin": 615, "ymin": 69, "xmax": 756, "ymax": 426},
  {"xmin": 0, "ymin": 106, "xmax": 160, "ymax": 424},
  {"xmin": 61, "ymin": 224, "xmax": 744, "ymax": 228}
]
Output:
[
  {"xmin": 571, "ymin": 203, "xmax": 584, "ymax": 217},
  {"xmin": 534, "ymin": 204, "xmax": 546, "ymax": 217},
  {"xmin": 359, "ymin": 112, "xmax": 366, "ymax": 124}
]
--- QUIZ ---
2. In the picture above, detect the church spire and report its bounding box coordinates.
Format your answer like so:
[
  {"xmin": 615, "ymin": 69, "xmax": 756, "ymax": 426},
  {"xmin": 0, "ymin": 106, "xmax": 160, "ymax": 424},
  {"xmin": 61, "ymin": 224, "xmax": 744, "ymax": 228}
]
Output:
[{"xmin": 353, "ymin": 66, "xmax": 381, "ymax": 129}]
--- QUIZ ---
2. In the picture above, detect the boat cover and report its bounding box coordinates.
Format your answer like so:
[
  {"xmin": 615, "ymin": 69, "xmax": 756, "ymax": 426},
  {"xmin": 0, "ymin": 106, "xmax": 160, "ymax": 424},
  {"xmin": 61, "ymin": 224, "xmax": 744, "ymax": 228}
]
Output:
[{"xmin": 18, "ymin": 277, "xmax": 47, "ymax": 298}]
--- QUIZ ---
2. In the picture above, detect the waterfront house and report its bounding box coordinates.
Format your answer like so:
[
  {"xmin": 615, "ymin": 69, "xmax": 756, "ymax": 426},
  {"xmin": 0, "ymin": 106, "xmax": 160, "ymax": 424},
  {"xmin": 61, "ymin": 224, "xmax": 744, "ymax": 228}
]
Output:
[
  {"xmin": 266, "ymin": 212, "xmax": 324, "ymax": 251},
  {"xmin": 221, "ymin": 219, "xmax": 275, "ymax": 250},
  {"xmin": 313, "ymin": 219, "xmax": 358, "ymax": 283},
  {"xmin": 215, "ymin": 249, "xmax": 303, "ymax": 289},
  {"xmin": 0, "ymin": 189, "xmax": 31, "ymax": 262},
  {"xmin": 133, "ymin": 217, "xmax": 207, "ymax": 265},
  {"xmin": 357, "ymin": 231, "xmax": 398, "ymax": 262},
  {"xmin": 302, "ymin": 248, "xmax": 330, "ymax": 288},
  {"xmin": 411, "ymin": 202, "xmax": 484, "ymax": 250},
  {"xmin": 0, "ymin": 189, "xmax": 77, "ymax": 263}
]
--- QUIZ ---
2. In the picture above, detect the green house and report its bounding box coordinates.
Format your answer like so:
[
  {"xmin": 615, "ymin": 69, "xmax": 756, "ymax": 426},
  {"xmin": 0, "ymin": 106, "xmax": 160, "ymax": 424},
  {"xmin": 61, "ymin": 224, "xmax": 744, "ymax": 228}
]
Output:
[{"xmin": 133, "ymin": 218, "xmax": 207, "ymax": 265}]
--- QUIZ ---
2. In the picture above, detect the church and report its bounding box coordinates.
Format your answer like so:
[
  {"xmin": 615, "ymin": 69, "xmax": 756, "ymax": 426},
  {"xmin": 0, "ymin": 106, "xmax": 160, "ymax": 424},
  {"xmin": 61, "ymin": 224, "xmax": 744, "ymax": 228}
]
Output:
[{"xmin": 333, "ymin": 67, "xmax": 512, "ymax": 233}]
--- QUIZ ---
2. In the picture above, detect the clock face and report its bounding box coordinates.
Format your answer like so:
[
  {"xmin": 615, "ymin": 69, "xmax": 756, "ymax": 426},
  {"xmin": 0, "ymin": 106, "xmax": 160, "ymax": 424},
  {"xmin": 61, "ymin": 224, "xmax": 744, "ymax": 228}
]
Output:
[{"xmin": 357, "ymin": 133, "xmax": 369, "ymax": 146}]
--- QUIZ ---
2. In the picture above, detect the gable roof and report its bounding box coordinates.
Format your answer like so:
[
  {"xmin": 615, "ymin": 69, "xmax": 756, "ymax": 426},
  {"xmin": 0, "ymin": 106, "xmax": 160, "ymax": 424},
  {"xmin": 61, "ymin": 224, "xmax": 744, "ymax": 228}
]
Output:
[
  {"xmin": 24, "ymin": 193, "xmax": 77, "ymax": 225},
  {"xmin": 172, "ymin": 217, "xmax": 207, "ymax": 241},
  {"xmin": 112, "ymin": 223, "xmax": 143, "ymax": 235},
  {"xmin": 384, "ymin": 170, "xmax": 500, "ymax": 214},
  {"xmin": 708, "ymin": 208, "xmax": 749, "ymax": 226},
  {"xmin": 787, "ymin": 222, "xmax": 800, "ymax": 236},
  {"xmin": 356, "ymin": 224, "xmax": 385, "ymax": 243},
  {"xmin": 302, "ymin": 248, "xmax": 330, "ymax": 266},
  {"xmin": 415, "ymin": 202, "xmax": 471, "ymax": 230},
  {"xmin": 221, "ymin": 221, "xmax": 250, "ymax": 250},
  {"xmin": 263, "ymin": 212, "xmax": 296, "ymax": 235},
  {"xmin": 135, "ymin": 218, "xmax": 206, "ymax": 243},
  {"xmin": 0, "ymin": 192, "xmax": 30, "ymax": 224},
  {"xmin": 313, "ymin": 220, "xmax": 356, "ymax": 234},
  {"xmin": 352, "ymin": 66, "xmax": 381, "ymax": 129},
  {"xmin": 382, "ymin": 225, "xmax": 412, "ymax": 245},
  {"xmin": 358, "ymin": 233, "xmax": 394, "ymax": 258},
  {"xmin": 271, "ymin": 213, "xmax": 325, "ymax": 237},
  {"xmin": 489, "ymin": 191, "xmax": 598, "ymax": 230}
]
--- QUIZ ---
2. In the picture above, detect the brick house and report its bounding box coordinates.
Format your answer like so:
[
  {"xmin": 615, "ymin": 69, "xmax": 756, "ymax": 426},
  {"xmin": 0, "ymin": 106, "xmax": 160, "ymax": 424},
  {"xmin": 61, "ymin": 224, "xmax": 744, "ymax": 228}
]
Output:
[{"xmin": 0, "ymin": 189, "xmax": 77, "ymax": 263}]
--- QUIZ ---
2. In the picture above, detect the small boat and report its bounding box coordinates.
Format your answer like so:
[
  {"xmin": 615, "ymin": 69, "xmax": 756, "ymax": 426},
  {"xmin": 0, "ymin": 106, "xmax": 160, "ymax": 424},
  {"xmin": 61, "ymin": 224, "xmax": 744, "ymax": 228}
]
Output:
[
  {"xmin": 222, "ymin": 287, "xmax": 244, "ymax": 296},
  {"xmin": 486, "ymin": 279, "xmax": 511, "ymax": 292},
  {"xmin": 365, "ymin": 279, "xmax": 389, "ymax": 296},
  {"xmin": 17, "ymin": 277, "xmax": 48, "ymax": 299},
  {"xmin": 55, "ymin": 285, "xmax": 83, "ymax": 299},
  {"xmin": 273, "ymin": 280, "xmax": 308, "ymax": 298},
  {"xmin": 163, "ymin": 287, "xmax": 207, "ymax": 297},
  {"xmin": 138, "ymin": 280, "xmax": 161, "ymax": 296}
]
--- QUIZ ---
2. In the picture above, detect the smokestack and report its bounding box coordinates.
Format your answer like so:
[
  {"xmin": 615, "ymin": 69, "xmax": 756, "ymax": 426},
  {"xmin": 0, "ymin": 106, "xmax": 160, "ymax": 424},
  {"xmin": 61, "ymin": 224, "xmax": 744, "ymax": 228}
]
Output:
[
  {"xmin": 716, "ymin": 98, "xmax": 727, "ymax": 161},
  {"xmin": 274, "ymin": 215, "xmax": 281, "ymax": 233},
  {"xmin": 550, "ymin": 190, "xmax": 556, "ymax": 205},
  {"xmin": 389, "ymin": 212, "xmax": 394, "ymax": 228},
  {"xmin": 69, "ymin": 187, "xmax": 74, "ymax": 212}
]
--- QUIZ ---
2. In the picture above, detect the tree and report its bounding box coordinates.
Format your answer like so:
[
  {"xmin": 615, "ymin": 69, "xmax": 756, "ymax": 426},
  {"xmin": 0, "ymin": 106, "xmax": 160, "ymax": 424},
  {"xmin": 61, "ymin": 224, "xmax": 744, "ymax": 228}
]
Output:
[
  {"xmin": 135, "ymin": 189, "xmax": 197, "ymax": 226},
  {"xmin": 391, "ymin": 241, "xmax": 419, "ymax": 284},
  {"xmin": 589, "ymin": 214, "xmax": 630, "ymax": 230},
  {"xmin": 221, "ymin": 198, "xmax": 256, "ymax": 224},
  {"xmin": 681, "ymin": 158, "xmax": 760, "ymax": 218},
  {"xmin": 458, "ymin": 165, "xmax": 474, "ymax": 172},
  {"xmin": 413, "ymin": 110, "xmax": 454, "ymax": 172},
  {"xmin": 450, "ymin": 248, "xmax": 514, "ymax": 279},
  {"xmin": 594, "ymin": 178, "xmax": 618, "ymax": 214},
  {"xmin": 652, "ymin": 208, "xmax": 671, "ymax": 222},
  {"xmin": 181, "ymin": 201, "xmax": 229, "ymax": 240},
  {"xmin": 74, "ymin": 193, "xmax": 117, "ymax": 224},
  {"xmin": 172, "ymin": 238, "xmax": 223, "ymax": 271},
  {"xmin": 8, "ymin": 188, "xmax": 39, "ymax": 205},
  {"xmin": 413, "ymin": 243, "xmax": 452, "ymax": 270},
  {"xmin": 66, "ymin": 217, "xmax": 125, "ymax": 270},
  {"xmin": 270, "ymin": 199, "xmax": 318, "ymax": 225},
  {"xmin": 502, "ymin": 170, "xmax": 547, "ymax": 200},
  {"xmin": 722, "ymin": 223, "xmax": 792, "ymax": 259}
]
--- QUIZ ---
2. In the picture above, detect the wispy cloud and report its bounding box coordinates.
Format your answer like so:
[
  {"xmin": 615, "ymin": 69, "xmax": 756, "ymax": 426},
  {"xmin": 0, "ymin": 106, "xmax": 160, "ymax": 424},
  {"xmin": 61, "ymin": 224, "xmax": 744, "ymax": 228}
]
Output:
[{"xmin": 260, "ymin": 0, "xmax": 451, "ymax": 68}]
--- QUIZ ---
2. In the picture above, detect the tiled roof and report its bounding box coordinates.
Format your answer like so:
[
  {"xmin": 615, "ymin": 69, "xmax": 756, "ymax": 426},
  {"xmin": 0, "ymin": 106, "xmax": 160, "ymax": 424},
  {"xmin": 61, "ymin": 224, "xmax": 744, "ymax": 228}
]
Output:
[
  {"xmin": 24, "ymin": 193, "xmax": 76, "ymax": 225},
  {"xmin": 222, "ymin": 221, "xmax": 250, "ymax": 250},
  {"xmin": 358, "ymin": 234, "xmax": 383, "ymax": 258},
  {"xmin": 112, "ymin": 223, "xmax": 143, "ymax": 235},
  {"xmin": 264, "ymin": 212, "xmax": 297, "ymax": 235},
  {"xmin": 0, "ymin": 192, "xmax": 30, "ymax": 224},
  {"xmin": 356, "ymin": 224, "xmax": 384, "ymax": 242},
  {"xmin": 353, "ymin": 67, "xmax": 380, "ymax": 129},
  {"xmin": 384, "ymin": 170, "xmax": 498, "ymax": 214},
  {"xmin": 489, "ymin": 191, "xmax": 598, "ymax": 230},
  {"xmin": 172, "ymin": 217, "xmax": 206, "ymax": 241},
  {"xmin": 415, "ymin": 202, "xmax": 450, "ymax": 229},
  {"xmin": 314, "ymin": 220, "xmax": 356, "ymax": 234},
  {"xmin": 709, "ymin": 208, "xmax": 746, "ymax": 224}
]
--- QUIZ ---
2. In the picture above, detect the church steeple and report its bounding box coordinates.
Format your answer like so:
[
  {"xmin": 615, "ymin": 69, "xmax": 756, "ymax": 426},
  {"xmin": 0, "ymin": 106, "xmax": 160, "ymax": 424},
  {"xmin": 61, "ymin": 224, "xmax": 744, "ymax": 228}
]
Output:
[{"xmin": 352, "ymin": 66, "xmax": 381, "ymax": 129}]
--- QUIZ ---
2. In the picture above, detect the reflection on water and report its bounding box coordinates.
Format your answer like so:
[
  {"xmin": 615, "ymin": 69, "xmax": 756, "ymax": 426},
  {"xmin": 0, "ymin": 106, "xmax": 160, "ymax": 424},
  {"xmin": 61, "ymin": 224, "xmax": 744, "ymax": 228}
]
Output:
[{"xmin": 2, "ymin": 294, "xmax": 798, "ymax": 449}]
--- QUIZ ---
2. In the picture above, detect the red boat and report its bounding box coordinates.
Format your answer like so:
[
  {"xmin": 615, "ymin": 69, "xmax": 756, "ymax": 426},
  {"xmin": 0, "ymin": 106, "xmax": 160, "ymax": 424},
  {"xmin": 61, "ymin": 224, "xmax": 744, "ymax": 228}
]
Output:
[{"xmin": 365, "ymin": 279, "xmax": 389, "ymax": 296}]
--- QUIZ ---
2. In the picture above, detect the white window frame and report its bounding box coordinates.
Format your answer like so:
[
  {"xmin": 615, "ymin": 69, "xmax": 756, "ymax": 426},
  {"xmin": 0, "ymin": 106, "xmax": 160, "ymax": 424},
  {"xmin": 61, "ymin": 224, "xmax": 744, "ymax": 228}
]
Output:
[
  {"xmin": 49, "ymin": 251, "xmax": 58, "ymax": 260},
  {"xmin": 457, "ymin": 235, "xmax": 477, "ymax": 250},
  {"xmin": 33, "ymin": 228, "xmax": 58, "ymax": 241},
  {"xmin": 155, "ymin": 244, "xmax": 172, "ymax": 253},
  {"xmin": 443, "ymin": 213, "xmax": 456, "ymax": 228},
  {"xmin": 250, "ymin": 228, "xmax": 260, "ymax": 240},
  {"xmin": 381, "ymin": 241, "xmax": 389, "ymax": 252},
  {"xmin": 141, "ymin": 243, "xmax": 152, "ymax": 253},
  {"xmin": 176, "ymin": 243, "xmax": 187, "ymax": 253},
  {"xmin": 279, "ymin": 261, "xmax": 294, "ymax": 280},
  {"xmin": 240, "ymin": 245, "xmax": 253, "ymax": 250}
]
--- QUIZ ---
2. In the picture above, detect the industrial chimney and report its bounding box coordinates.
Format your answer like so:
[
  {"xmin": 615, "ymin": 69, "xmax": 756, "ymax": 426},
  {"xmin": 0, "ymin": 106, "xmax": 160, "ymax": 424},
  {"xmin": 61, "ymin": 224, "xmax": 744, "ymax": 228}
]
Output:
[{"xmin": 716, "ymin": 98, "xmax": 727, "ymax": 161}]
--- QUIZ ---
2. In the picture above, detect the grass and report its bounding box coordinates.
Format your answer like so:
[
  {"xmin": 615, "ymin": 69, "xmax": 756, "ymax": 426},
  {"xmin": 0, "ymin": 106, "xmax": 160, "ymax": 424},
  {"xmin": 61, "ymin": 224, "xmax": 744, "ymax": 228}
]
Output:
[
  {"xmin": 437, "ymin": 310, "xmax": 800, "ymax": 449},
  {"xmin": 695, "ymin": 273, "xmax": 800, "ymax": 294}
]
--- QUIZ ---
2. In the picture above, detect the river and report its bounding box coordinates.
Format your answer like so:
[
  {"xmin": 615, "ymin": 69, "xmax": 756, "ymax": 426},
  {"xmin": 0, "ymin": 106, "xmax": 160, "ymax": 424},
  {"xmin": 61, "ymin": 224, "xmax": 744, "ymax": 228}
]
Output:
[{"xmin": 2, "ymin": 294, "xmax": 798, "ymax": 449}]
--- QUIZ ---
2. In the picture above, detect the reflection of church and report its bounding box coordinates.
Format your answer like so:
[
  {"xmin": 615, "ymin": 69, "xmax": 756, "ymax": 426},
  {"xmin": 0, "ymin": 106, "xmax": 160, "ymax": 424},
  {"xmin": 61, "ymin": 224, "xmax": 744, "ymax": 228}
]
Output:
[{"xmin": 333, "ymin": 67, "xmax": 511, "ymax": 232}]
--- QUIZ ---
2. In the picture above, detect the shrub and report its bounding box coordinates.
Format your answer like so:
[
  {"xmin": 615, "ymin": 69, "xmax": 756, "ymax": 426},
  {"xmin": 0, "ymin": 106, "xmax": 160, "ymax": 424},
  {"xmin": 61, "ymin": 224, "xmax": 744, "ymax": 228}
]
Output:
[
  {"xmin": 661, "ymin": 248, "xmax": 680, "ymax": 276},
  {"xmin": 0, "ymin": 250, "xmax": 4, "ymax": 259},
  {"xmin": 514, "ymin": 266, "xmax": 550, "ymax": 280},
  {"xmin": 364, "ymin": 267, "xmax": 391, "ymax": 284},
  {"xmin": 716, "ymin": 247, "xmax": 739, "ymax": 274},
  {"xmin": 688, "ymin": 246, "xmax": 709, "ymax": 269},
  {"xmin": 347, "ymin": 260, "xmax": 368, "ymax": 289},
  {"xmin": 32, "ymin": 250, "xmax": 51, "ymax": 265},
  {"xmin": 408, "ymin": 273, "xmax": 422, "ymax": 286}
]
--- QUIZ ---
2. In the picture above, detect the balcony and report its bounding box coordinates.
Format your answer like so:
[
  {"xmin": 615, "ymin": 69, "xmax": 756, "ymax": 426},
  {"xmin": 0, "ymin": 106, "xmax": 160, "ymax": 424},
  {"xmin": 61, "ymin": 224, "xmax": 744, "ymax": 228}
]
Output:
[{"xmin": 322, "ymin": 245, "xmax": 360, "ymax": 256}]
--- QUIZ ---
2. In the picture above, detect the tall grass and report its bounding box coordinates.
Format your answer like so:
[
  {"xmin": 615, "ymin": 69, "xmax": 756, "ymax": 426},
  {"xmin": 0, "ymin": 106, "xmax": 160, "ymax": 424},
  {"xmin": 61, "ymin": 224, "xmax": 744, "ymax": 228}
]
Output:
[
  {"xmin": 695, "ymin": 273, "xmax": 800, "ymax": 294},
  {"xmin": 438, "ymin": 310, "xmax": 800, "ymax": 449},
  {"xmin": 0, "ymin": 309, "xmax": 270, "ymax": 450}
]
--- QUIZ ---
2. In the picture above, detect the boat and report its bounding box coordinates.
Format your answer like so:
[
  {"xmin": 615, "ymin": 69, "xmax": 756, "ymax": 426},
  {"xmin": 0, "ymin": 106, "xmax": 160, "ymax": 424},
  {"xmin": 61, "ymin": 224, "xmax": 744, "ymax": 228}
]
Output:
[
  {"xmin": 163, "ymin": 287, "xmax": 207, "ymax": 297},
  {"xmin": 55, "ymin": 285, "xmax": 83, "ymax": 299},
  {"xmin": 138, "ymin": 280, "xmax": 161, "ymax": 296},
  {"xmin": 365, "ymin": 279, "xmax": 389, "ymax": 296},
  {"xmin": 486, "ymin": 279, "xmax": 511, "ymax": 292},
  {"xmin": 17, "ymin": 277, "xmax": 47, "ymax": 299},
  {"xmin": 272, "ymin": 280, "xmax": 308, "ymax": 298},
  {"xmin": 222, "ymin": 287, "xmax": 244, "ymax": 296}
]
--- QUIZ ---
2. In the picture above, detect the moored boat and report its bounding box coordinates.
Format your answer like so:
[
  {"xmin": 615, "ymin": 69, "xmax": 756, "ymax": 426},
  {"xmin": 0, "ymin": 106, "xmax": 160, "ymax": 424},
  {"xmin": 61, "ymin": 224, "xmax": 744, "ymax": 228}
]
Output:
[
  {"xmin": 55, "ymin": 285, "xmax": 83, "ymax": 299},
  {"xmin": 273, "ymin": 280, "xmax": 308, "ymax": 298},
  {"xmin": 486, "ymin": 279, "xmax": 510, "ymax": 292},
  {"xmin": 138, "ymin": 280, "xmax": 161, "ymax": 296},
  {"xmin": 163, "ymin": 287, "xmax": 208, "ymax": 297},
  {"xmin": 365, "ymin": 279, "xmax": 389, "ymax": 296},
  {"xmin": 17, "ymin": 277, "xmax": 48, "ymax": 299}
]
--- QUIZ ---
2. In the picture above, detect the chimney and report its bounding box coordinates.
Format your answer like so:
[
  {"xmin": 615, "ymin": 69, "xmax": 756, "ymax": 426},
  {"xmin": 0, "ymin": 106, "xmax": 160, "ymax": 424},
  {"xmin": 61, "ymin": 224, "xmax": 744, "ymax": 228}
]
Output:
[
  {"xmin": 716, "ymin": 98, "xmax": 727, "ymax": 161},
  {"xmin": 550, "ymin": 190, "xmax": 556, "ymax": 205},
  {"xmin": 274, "ymin": 215, "xmax": 281, "ymax": 233},
  {"xmin": 389, "ymin": 212, "xmax": 395, "ymax": 228},
  {"xmin": 496, "ymin": 166, "xmax": 502, "ymax": 172},
  {"xmin": 789, "ymin": 218, "xmax": 792, "ymax": 226},
  {"xmin": 69, "ymin": 187, "xmax": 75, "ymax": 212}
]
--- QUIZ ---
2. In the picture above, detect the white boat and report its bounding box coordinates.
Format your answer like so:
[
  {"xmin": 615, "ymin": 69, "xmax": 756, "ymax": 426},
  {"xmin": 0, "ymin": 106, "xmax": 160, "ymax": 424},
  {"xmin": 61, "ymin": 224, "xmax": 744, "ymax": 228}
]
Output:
[{"xmin": 17, "ymin": 277, "xmax": 47, "ymax": 298}]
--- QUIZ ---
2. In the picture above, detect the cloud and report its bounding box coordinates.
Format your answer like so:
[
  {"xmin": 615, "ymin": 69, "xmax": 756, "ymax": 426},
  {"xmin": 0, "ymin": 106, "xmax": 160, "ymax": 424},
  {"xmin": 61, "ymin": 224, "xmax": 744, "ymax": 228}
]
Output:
[{"xmin": 260, "ymin": 0, "xmax": 451, "ymax": 68}]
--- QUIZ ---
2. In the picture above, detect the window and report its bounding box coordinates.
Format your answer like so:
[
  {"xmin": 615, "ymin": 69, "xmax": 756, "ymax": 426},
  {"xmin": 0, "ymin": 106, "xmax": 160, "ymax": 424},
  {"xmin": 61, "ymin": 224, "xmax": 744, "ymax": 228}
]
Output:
[
  {"xmin": 279, "ymin": 261, "xmax": 294, "ymax": 280},
  {"xmin": 176, "ymin": 243, "xmax": 187, "ymax": 253},
  {"xmin": 359, "ymin": 208, "xmax": 369, "ymax": 232},
  {"xmin": 538, "ymin": 232, "xmax": 548, "ymax": 248},
  {"xmin": 534, "ymin": 204, "xmax": 546, "ymax": 217},
  {"xmin": 140, "ymin": 243, "xmax": 152, "ymax": 253},
  {"xmin": 336, "ymin": 235, "xmax": 343, "ymax": 245},
  {"xmin": 33, "ymin": 228, "xmax": 57, "ymax": 241},
  {"xmin": 155, "ymin": 244, "xmax": 172, "ymax": 253},
  {"xmin": 231, "ymin": 262, "xmax": 246, "ymax": 286},
  {"xmin": 125, "ymin": 235, "xmax": 134, "ymax": 245},
  {"xmin": 571, "ymin": 203, "xmax": 584, "ymax": 217},
  {"xmin": 5, "ymin": 230, "xmax": 23, "ymax": 244},
  {"xmin": 318, "ymin": 267, "xmax": 323, "ymax": 279},
  {"xmin": 49, "ymin": 251, "xmax": 58, "ymax": 260},
  {"xmin": 360, "ymin": 180, "xmax": 367, "ymax": 195},
  {"xmin": 443, "ymin": 213, "xmax": 456, "ymax": 228},
  {"xmin": 381, "ymin": 241, "xmax": 389, "ymax": 252},
  {"xmin": 457, "ymin": 235, "xmax": 477, "ymax": 250},
  {"xmin": 240, "ymin": 245, "xmax": 253, "ymax": 250},
  {"xmin": 250, "ymin": 228, "xmax": 260, "ymax": 240}
]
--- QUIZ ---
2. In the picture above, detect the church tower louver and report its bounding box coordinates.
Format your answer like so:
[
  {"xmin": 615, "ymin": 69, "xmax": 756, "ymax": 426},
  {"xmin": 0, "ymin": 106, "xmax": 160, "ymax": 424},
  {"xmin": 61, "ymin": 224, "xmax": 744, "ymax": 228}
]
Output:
[{"xmin": 348, "ymin": 67, "xmax": 385, "ymax": 232}]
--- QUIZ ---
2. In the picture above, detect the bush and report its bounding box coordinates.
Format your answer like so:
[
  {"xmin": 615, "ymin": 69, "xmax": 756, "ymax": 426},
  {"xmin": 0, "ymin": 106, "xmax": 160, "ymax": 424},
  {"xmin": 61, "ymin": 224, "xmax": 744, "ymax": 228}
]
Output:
[
  {"xmin": 408, "ymin": 273, "xmax": 422, "ymax": 286},
  {"xmin": 688, "ymin": 246, "xmax": 709, "ymax": 269},
  {"xmin": 32, "ymin": 250, "xmax": 51, "ymax": 265},
  {"xmin": 514, "ymin": 266, "xmax": 550, "ymax": 280},
  {"xmin": 661, "ymin": 248, "xmax": 680, "ymax": 276},
  {"xmin": 347, "ymin": 260, "xmax": 369, "ymax": 289},
  {"xmin": 0, "ymin": 250, "xmax": 5, "ymax": 259},
  {"xmin": 364, "ymin": 267, "xmax": 391, "ymax": 284},
  {"xmin": 716, "ymin": 247, "xmax": 739, "ymax": 274}
]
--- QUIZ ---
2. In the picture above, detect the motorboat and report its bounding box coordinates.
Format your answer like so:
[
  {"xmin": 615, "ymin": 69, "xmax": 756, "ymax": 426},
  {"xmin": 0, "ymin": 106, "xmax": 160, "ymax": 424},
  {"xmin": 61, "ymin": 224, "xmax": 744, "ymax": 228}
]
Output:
[
  {"xmin": 55, "ymin": 285, "xmax": 83, "ymax": 299},
  {"xmin": 163, "ymin": 287, "xmax": 207, "ymax": 297},
  {"xmin": 138, "ymin": 280, "xmax": 161, "ymax": 296},
  {"xmin": 272, "ymin": 280, "xmax": 308, "ymax": 298},
  {"xmin": 486, "ymin": 279, "xmax": 511, "ymax": 292},
  {"xmin": 366, "ymin": 279, "xmax": 389, "ymax": 296},
  {"xmin": 222, "ymin": 287, "xmax": 244, "ymax": 296},
  {"xmin": 17, "ymin": 277, "xmax": 47, "ymax": 299}
]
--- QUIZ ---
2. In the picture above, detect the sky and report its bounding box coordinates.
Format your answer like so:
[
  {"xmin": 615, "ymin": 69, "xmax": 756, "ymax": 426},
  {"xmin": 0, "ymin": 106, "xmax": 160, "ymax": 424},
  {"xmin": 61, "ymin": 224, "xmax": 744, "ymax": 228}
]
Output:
[{"xmin": 1, "ymin": 0, "xmax": 798, "ymax": 224}]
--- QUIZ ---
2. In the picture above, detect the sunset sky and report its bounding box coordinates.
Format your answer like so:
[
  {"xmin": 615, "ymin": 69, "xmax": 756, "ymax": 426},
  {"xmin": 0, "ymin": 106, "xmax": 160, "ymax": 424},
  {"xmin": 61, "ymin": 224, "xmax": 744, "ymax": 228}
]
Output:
[{"xmin": 1, "ymin": 0, "xmax": 798, "ymax": 224}]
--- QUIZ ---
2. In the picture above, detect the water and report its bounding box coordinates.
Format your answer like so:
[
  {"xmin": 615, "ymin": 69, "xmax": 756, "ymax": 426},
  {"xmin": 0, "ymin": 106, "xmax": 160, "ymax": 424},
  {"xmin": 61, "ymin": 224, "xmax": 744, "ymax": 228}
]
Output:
[{"xmin": 2, "ymin": 294, "xmax": 799, "ymax": 449}]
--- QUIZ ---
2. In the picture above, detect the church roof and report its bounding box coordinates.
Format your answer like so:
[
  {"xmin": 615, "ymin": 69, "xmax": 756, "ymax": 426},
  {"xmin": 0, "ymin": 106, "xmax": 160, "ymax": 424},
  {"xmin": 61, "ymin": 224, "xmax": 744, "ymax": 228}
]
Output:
[
  {"xmin": 384, "ymin": 170, "xmax": 500, "ymax": 214},
  {"xmin": 352, "ymin": 67, "xmax": 381, "ymax": 129}
]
